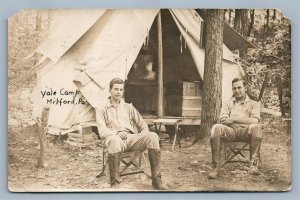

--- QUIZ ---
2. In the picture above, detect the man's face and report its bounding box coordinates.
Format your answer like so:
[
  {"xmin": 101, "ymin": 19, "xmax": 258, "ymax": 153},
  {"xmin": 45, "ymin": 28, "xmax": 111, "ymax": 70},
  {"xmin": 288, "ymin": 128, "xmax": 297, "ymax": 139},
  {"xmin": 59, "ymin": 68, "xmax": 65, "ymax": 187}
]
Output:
[
  {"xmin": 110, "ymin": 83, "xmax": 124, "ymax": 101},
  {"xmin": 232, "ymin": 80, "xmax": 246, "ymax": 99}
]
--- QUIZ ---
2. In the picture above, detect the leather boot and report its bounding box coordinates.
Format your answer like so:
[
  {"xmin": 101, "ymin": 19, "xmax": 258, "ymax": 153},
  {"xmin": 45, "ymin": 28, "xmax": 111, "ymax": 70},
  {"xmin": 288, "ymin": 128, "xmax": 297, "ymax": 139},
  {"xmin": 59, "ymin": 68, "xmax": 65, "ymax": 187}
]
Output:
[
  {"xmin": 108, "ymin": 153, "xmax": 122, "ymax": 185},
  {"xmin": 207, "ymin": 136, "xmax": 221, "ymax": 179},
  {"xmin": 148, "ymin": 149, "xmax": 169, "ymax": 190},
  {"xmin": 250, "ymin": 137, "xmax": 262, "ymax": 161},
  {"xmin": 249, "ymin": 137, "xmax": 262, "ymax": 175}
]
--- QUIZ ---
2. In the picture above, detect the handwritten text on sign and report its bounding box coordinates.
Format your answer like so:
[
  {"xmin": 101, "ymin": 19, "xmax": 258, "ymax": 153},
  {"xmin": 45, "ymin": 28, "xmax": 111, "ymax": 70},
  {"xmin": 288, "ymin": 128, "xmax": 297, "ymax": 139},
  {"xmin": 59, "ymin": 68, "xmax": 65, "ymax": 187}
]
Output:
[{"xmin": 41, "ymin": 88, "xmax": 86, "ymax": 106}]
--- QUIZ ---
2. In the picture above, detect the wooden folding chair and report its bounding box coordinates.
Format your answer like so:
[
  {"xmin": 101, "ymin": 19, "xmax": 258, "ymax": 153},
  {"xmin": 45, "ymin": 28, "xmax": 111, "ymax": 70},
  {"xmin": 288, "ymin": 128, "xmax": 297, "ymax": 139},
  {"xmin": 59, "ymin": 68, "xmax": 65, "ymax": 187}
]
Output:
[
  {"xmin": 221, "ymin": 141, "xmax": 261, "ymax": 167},
  {"xmin": 119, "ymin": 151, "xmax": 151, "ymax": 177},
  {"xmin": 96, "ymin": 147, "xmax": 151, "ymax": 179}
]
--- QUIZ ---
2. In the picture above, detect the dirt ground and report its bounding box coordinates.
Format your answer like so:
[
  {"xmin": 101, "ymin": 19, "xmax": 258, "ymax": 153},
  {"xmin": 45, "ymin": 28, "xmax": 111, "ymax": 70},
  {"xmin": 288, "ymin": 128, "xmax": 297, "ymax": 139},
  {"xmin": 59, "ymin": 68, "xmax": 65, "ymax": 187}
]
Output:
[{"xmin": 8, "ymin": 88, "xmax": 292, "ymax": 192}]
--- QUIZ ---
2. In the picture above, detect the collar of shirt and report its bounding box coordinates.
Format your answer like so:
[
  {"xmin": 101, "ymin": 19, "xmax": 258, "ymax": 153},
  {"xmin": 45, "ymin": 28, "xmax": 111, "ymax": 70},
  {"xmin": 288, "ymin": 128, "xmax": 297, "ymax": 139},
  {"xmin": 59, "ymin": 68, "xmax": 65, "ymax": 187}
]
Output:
[
  {"xmin": 105, "ymin": 97, "xmax": 125, "ymax": 108},
  {"xmin": 232, "ymin": 94, "xmax": 250, "ymax": 104}
]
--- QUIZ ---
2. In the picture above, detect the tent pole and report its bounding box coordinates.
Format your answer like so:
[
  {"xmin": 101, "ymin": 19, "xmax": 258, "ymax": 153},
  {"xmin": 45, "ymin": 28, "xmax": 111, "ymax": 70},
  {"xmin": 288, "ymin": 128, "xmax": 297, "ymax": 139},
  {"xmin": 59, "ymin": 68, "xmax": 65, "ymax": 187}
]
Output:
[{"xmin": 157, "ymin": 11, "xmax": 164, "ymax": 117}]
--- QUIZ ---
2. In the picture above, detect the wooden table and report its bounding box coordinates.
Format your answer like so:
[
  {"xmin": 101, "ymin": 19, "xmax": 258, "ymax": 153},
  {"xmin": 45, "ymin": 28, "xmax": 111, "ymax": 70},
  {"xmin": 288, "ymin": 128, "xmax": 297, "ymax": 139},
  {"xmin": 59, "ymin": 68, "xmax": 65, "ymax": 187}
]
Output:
[
  {"xmin": 153, "ymin": 118, "xmax": 182, "ymax": 151},
  {"xmin": 144, "ymin": 116, "xmax": 201, "ymax": 126}
]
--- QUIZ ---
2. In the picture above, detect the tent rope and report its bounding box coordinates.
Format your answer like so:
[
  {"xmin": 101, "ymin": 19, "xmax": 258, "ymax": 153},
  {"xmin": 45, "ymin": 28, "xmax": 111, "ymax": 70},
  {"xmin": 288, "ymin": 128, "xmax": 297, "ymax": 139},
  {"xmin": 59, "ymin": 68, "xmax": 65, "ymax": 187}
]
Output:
[{"xmin": 8, "ymin": 58, "xmax": 47, "ymax": 86}]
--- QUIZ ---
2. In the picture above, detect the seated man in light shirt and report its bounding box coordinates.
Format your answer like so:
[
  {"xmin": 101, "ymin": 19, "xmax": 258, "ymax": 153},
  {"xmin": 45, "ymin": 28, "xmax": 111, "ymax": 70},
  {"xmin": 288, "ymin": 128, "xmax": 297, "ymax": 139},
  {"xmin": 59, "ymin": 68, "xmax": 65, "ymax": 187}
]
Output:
[
  {"xmin": 95, "ymin": 78, "xmax": 168, "ymax": 190},
  {"xmin": 208, "ymin": 78, "xmax": 262, "ymax": 179}
]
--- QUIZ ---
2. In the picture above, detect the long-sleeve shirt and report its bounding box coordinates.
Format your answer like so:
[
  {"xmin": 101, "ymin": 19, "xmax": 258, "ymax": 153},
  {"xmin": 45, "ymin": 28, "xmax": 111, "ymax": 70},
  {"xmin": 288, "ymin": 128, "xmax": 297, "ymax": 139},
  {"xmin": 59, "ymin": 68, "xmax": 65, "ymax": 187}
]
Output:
[
  {"xmin": 220, "ymin": 95, "xmax": 260, "ymax": 122},
  {"xmin": 95, "ymin": 98, "xmax": 149, "ymax": 139}
]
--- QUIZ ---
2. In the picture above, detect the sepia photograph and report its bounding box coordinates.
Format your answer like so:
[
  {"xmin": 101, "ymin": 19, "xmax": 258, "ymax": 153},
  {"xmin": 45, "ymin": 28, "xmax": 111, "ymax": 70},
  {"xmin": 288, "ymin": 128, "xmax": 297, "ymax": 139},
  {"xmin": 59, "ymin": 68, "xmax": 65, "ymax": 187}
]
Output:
[{"xmin": 8, "ymin": 9, "xmax": 291, "ymax": 192}]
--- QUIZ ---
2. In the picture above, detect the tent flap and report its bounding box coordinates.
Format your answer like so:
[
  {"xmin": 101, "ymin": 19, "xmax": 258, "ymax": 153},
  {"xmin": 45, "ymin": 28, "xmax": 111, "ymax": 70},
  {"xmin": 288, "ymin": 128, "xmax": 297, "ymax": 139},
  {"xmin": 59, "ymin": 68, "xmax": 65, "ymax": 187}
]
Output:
[{"xmin": 223, "ymin": 22, "xmax": 256, "ymax": 50}]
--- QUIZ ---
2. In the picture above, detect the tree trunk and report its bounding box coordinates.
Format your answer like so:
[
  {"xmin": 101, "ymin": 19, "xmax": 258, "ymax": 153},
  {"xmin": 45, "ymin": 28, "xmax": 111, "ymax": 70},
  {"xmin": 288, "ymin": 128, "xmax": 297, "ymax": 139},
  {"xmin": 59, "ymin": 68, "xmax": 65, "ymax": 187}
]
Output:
[
  {"xmin": 228, "ymin": 9, "xmax": 232, "ymax": 25},
  {"xmin": 34, "ymin": 11, "xmax": 42, "ymax": 66},
  {"xmin": 275, "ymin": 75, "xmax": 286, "ymax": 117},
  {"xmin": 194, "ymin": 9, "xmax": 224, "ymax": 143},
  {"xmin": 234, "ymin": 9, "xmax": 242, "ymax": 33},
  {"xmin": 234, "ymin": 9, "xmax": 249, "ymax": 59},
  {"xmin": 264, "ymin": 9, "xmax": 270, "ymax": 39},
  {"xmin": 272, "ymin": 9, "xmax": 276, "ymax": 20},
  {"xmin": 234, "ymin": 9, "xmax": 249, "ymax": 36},
  {"xmin": 266, "ymin": 9, "xmax": 270, "ymax": 29},
  {"xmin": 248, "ymin": 9, "xmax": 255, "ymax": 37},
  {"xmin": 258, "ymin": 73, "xmax": 269, "ymax": 101}
]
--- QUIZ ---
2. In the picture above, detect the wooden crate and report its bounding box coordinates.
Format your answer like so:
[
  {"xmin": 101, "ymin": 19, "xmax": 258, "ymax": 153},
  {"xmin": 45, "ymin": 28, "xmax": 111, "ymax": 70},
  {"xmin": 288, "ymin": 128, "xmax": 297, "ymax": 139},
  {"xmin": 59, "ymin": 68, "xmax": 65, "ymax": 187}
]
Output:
[
  {"xmin": 65, "ymin": 127, "xmax": 97, "ymax": 148},
  {"xmin": 166, "ymin": 95, "xmax": 202, "ymax": 117},
  {"xmin": 166, "ymin": 81, "xmax": 202, "ymax": 96}
]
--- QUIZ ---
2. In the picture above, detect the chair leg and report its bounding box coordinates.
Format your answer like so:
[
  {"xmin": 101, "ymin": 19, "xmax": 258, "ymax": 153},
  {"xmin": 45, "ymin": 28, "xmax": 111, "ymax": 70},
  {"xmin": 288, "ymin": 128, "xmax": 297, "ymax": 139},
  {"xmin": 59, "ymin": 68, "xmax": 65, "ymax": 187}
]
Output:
[
  {"xmin": 175, "ymin": 123, "xmax": 181, "ymax": 148},
  {"xmin": 221, "ymin": 148, "xmax": 239, "ymax": 166},
  {"xmin": 221, "ymin": 142, "xmax": 252, "ymax": 166},
  {"xmin": 172, "ymin": 132, "xmax": 177, "ymax": 152},
  {"xmin": 172, "ymin": 123, "xmax": 181, "ymax": 151},
  {"xmin": 142, "ymin": 152, "xmax": 149, "ymax": 173},
  {"xmin": 155, "ymin": 123, "xmax": 163, "ymax": 146},
  {"xmin": 119, "ymin": 152, "xmax": 151, "ymax": 178}
]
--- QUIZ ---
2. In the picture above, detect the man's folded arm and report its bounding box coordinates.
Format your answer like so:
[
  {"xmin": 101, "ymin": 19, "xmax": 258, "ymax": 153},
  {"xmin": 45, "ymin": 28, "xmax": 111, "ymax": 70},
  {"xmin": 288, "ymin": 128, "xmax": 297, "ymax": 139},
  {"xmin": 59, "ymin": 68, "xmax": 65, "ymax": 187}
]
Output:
[{"xmin": 230, "ymin": 117, "xmax": 259, "ymax": 125}]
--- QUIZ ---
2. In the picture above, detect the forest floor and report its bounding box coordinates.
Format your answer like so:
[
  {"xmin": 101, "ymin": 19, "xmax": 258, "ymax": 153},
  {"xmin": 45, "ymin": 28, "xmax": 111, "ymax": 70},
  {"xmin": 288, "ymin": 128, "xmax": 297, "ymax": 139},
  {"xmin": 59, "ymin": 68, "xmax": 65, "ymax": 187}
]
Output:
[{"xmin": 8, "ymin": 87, "xmax": 292, "ymax": 192}]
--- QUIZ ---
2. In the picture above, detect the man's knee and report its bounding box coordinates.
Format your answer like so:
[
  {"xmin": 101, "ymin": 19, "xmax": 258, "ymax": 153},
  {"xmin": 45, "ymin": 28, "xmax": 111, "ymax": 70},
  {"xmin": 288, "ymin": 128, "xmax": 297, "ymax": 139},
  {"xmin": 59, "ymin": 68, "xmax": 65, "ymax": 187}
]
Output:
[
  {"xmin": 144, "ymin": 132, "xmax": 160, "ymax": 149},
  {"xmin": 211, "ymin": 124, "xmax": 227, "ymax": 138},
  {"xmin": 105, "ymin": 135, "xmax": 125, "ymax": 153},
  {"xmin": 248, "ymin": 124, "xmax": 262, "ymax": 138},
  {"xmin": 145, "ymin": 132, "xmax": 160, "ymax": 142}
]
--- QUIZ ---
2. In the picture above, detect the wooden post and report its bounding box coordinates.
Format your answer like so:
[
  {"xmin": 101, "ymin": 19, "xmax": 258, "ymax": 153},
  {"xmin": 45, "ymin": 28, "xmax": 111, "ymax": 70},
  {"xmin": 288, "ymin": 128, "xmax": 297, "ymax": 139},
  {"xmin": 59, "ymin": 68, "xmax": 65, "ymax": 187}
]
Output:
[
  {"xmin": 38, "ymin": 106, "xmax": 50, "ymax": 168},
  {"xmin": 157, "ymin": 11, "xmax": 164, "ymax": 117}
]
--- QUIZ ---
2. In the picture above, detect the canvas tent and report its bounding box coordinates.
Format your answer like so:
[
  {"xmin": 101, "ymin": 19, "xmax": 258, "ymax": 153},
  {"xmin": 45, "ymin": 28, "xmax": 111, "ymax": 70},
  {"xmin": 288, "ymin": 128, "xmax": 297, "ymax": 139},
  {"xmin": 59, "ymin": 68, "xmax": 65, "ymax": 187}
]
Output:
[{"xmin": 32, "ymin": 9, "xmax": 251, "ymax": 135}]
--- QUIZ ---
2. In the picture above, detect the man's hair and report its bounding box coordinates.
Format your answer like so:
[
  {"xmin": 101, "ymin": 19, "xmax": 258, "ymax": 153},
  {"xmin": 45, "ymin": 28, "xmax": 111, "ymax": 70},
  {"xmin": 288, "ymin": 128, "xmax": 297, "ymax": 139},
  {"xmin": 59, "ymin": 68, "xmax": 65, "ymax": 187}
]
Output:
[
  {"xmin": 232, "ymin": 78, "xmax": 246, "ymax": 86},
  {"xmin": 109, "ymin": 78, "xmax": 124, "ymax": 90}
]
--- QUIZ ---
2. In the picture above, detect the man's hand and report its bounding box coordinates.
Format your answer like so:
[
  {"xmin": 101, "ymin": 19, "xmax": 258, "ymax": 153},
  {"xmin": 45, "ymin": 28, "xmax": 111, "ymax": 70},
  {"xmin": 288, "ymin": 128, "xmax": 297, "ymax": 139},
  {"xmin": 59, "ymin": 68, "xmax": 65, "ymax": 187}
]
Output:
[
  {"xmin": 221, "ymin": 118, "xmax": 234, "ymax": 126},
  {"xmin": 117, "ymin": 131, "xmax": 128, "ymax": 140}
]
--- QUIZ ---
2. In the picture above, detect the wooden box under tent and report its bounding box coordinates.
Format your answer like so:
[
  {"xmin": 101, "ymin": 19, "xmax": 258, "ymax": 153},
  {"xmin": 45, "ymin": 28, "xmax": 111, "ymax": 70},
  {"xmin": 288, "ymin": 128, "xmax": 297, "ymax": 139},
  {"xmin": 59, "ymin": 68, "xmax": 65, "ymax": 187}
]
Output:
[
  {"xmin": 166, "ymin": 81, "xmax": 202, "ymax": 97},
  {"xmin": 165, "ymin": 81, "xmax": 202, "ymax": 117},
  {"xmin": 166, "ymin": 95, "xmax": 202, "ymax": 117}
]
